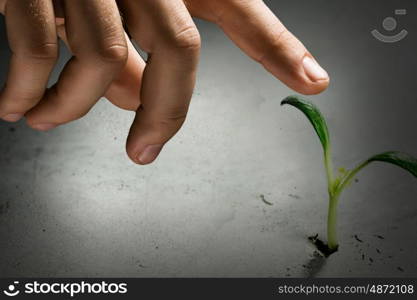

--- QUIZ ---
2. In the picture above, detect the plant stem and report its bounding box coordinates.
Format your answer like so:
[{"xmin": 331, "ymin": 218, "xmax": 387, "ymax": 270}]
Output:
[
  {"xmin": 327, "ymin": 194, "xmax": 339, "ymax": 251},
  {"xmin": 324, "ymin": 146, "xmax": 334, "ymax": 195},
  {"xmin": 325, "ymin": 160, "xmax": 371, "ymax": 251},
  {"xmin": 323, "ymin": 146, "xmax": 339, "ymax": 251}
]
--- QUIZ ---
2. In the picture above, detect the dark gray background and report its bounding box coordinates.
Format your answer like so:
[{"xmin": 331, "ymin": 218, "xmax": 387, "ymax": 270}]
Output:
[{"xmin": 0, "ymin": 0, "xmax": 416, "ymax": 277}]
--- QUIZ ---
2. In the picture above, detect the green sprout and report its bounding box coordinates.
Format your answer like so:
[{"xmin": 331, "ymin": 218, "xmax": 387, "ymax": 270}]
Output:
[{"xmin": 281, "ymin": 95, "xmax": 417, "ymax": 256}]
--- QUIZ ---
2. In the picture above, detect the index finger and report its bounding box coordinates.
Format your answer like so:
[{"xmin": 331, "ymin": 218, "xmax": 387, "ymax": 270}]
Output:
[{"xmin": 189, "ymin": 0, "xmax": 330, "ymax": 95}]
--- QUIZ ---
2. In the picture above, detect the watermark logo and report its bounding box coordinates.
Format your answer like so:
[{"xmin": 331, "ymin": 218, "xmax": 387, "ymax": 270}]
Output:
[
  {"xmin": 371, "ymin": 9, "xmax": 408, "ymax": 43},
  {"xmin": 3, "ymin": 281, "xmax": 20, "ymax": 297},
  {"xmin": 2, "ymin": 281, "xmax": 127, "ymax": 297}
]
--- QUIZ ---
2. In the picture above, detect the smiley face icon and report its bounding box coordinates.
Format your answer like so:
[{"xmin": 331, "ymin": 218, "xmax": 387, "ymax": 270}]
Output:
[
  {"xmin": 372, "ymin": 9, "xmax": 408, "ymax": 43},
  {"xmin": 3, "ymin": 282, "xmax": 20, "ymax": 297}
]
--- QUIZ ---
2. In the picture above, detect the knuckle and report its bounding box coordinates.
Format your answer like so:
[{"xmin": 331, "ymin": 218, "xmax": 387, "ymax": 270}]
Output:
[
  {"xmin": 7, "ymin": 91, "xmax": 43, "ymax": 109},
  {"xmin": 96, "ymin": 44, "xmax": 129, "ymax": 64},
  {"xmin": 23, "ymin": 42, "xmax": 59, "ymax": 60},
  {"xmin": 155, "ymin": 112, "xmax": 188, "ymax": 133},
  {"xmin": 170, "ymin": 26, "xmax": 201, "ymax": 52},
  {"xmin": 256, "ymin": 28, "xmax": 289, "ymax": 64},
  {"xmin": 141, "ymin": 107, "xmax": 188, "ymax": 133},
  {"xmin": 160, "ymin": 114, "xmax": 187, "ymax": 127}
]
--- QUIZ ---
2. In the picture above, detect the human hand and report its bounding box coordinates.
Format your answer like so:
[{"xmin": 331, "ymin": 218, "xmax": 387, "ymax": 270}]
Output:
[{"xmin": 0, "ymin": 0, "xmax": 329, "ymax": 165}]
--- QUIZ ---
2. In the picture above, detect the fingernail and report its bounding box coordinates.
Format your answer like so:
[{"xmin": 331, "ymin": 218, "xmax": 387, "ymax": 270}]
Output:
[
  {"xmin": 31, "ymin": 123, "xmax": 57, "ymax": 131},
  {"xmin": 303, "ymin": 56, "xmax": 328, "ymax": 82},
  {"xmin": 137, "ymin": 144, "xmax": 163, "ymax": 165},
  {"xmin": 2, "ymin": 113, "xmax": 23, "ymax": 122}
]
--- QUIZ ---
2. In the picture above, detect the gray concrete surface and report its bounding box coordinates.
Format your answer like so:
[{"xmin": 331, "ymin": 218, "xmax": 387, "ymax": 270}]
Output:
[{"xmin": 0, "ymin": 0, "xmax": 416, "ymax": 277}]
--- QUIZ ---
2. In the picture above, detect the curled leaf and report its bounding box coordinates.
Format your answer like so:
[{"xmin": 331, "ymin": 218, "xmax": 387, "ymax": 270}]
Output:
[
  {"xmin": 366, "ymin": 151, "xmax": 417, "ymax": 178},
  {"xmin": 335, "ymin": 151, "xmax": 417, "ymax": 195},
  {"xmin": 281, "ymin": 95, "xmax": 330, "ymax": 153}
]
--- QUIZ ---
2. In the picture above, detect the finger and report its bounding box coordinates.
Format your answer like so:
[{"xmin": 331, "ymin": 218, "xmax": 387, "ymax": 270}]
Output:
[
  {"xmin": 118, "ymin": 0, "xmax": 201, "ymax": 165},
  {"xmin": 26, "ymin": 0, "xmax": 128, "ymax": 130},
  {"xmin": 0, "ymin": 0, "xmax": 58, "ymax": 122},
  {"xmin": 104, "ymin": 35, "xmax": 144, "ymax": 111},
  {"xmin": 189, "ymin": 0, "xmax": 329, "ymax": 95},
  {"xmin": 57, "ymin": 23, "xmax": 144, "ymax": 111},
  {"xmin": 0, "ymin": 0, "xmax": 6, "ymax": 13}
]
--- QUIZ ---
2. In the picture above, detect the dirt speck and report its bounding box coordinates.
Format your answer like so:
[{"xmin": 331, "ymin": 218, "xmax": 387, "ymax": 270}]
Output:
[
  {"xmin": 0, "ymin": 201, "xmax": 10, "ymax": 215},
  {"xmin": 288, "ymin": 194, "xmax": 301, "ymax": 199},
  {"xmin": 354, "ymin": 235, "xmax": 363, "ymax": 243},
  {"xmin": 397, "ymin": 267, "xmax": 404, "ymax": 272},
  {"xmin": 136, "ymin": 260, "xmax": 147, "ymax": 269},
  {"xmin": 260, "ymin": 194, "xmax": 273, "ymax": 206}
]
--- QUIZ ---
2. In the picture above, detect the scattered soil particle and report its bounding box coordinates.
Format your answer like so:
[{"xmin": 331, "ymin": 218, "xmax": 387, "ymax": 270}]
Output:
[
  {"xmin": 369, "ymin": 258, "xmax": 374, "ymax": 263},
  {"xmin": 260, "ymin": 194, "xmax": 273, "ymax": 206},
  {"xmin": 354, "ymin": 235, "xmax": 363, "ymax": 243},
  {"xmin": 397, "ymin": 267, "xmax": 404, "ymax": 272},
  {"xmin": 9, "ymin": 127, "xmax": 16, "ymax": 132},
  {"xmin": 288, "ymin": 194, "xmax": 301, "ymax": 199},
  {"xmin": 362, "ymin": 254, "xmax": 365, "ymax": 260},
  {"xmin": 0, "ymin": 201, "xmax": 10, "ymax": 215},
  {"xmin": 354, "ymin": 179, "xmax": 359, "ymax": 183},
  {"xmin": 308, "ymin": 234, "xmax": 338, "ymax": 257},
  {"xmin": 376, "ymin": 248, "xmax": 381, "ymax": 254},
  {"xmin": 374, "ymin": 235, "xmax": 385, "ymax": 240}
]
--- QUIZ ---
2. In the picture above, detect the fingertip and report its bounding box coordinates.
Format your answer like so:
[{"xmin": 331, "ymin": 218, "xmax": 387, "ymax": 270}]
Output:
[
  {"xmin": 2, "ymin": 113, "xmax": 23, "ymax": 122},
  {"xmin": 302, "ymin": 56, "xmax": 328, "ymax": 82},
  {"xmin": 27, "ymin": 121, "xmax": 57, "ymax": 131},
  {"xmin": 297, "ymin": 77, "xmax": 330, "ymax": 96},
  {"xmin": 126, "ymin": 139, "xmax": 164, "ymax": 165},
  {"xmin": 137, "ymin": 144, "xmax": 163, "ymax": 165},
  {"xmin": 287, "ymin": 56, "xmax": 330, "ymax": 95}
]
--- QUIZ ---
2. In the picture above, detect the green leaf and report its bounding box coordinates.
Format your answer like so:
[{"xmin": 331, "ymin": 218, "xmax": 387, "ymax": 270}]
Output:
[
  {"xmin": 335, "ymin": 151, "xmax": 417, "ymax": 196},
  {"xmin": 366, "ymin": 151, "xmax": 417, "ymax": 178},
  {"xmin": 281, "ymin": 95, "xmax": 330, "ymax": 153},
  {"xmin": 281, "ymin": 95, "xmax": 335, "ymax": 190}
]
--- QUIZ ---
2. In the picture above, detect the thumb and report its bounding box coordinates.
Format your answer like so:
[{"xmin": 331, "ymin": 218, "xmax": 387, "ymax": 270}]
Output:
[{"xmin": 126, "ymin": 106, "xmax": 189, "ymax": 165}]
